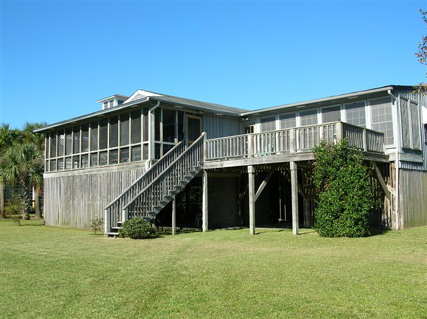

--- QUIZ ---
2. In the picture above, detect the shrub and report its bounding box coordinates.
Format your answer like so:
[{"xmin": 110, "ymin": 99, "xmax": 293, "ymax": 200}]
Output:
[
  {"xmin": 88, "ymin": 217, "xmax": 104, "ymax": 235},
  {"xmin": 119, "ymin": 217, "xmax": 156, "ymax": 239},
  {"xmin": 4, "ymin": 199, "xmax": 24, "ymax": 225},
  {"xmin": 313, "ymin": 139, "xmax": 374, "ymax": 237}
]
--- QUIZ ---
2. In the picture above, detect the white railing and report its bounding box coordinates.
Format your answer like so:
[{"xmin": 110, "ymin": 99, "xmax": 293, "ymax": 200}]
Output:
[
  {"xmin": 104, "ymin": 141, "xmax": 186, "ymax": 233},
  {"xmin": 205, "ymin": 122, "xmax": 385, "ymax": 161}
]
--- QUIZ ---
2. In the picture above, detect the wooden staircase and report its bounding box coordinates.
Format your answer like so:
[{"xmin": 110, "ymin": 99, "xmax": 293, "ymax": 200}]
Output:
[{"xmin": 104, "ymin": 133, "xmax": 206, "ymax": 236}]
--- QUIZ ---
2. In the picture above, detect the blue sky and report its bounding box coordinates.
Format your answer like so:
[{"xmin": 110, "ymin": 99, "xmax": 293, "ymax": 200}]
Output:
[{"xmin": 1, "ymin": 0, "xmax": 426, "ymax": 129}]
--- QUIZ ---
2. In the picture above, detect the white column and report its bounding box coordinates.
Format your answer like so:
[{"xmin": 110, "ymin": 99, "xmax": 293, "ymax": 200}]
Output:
[
  {"xmin": 290, "ymin": 161, "xmax": 299, "ymax": 235},
  {"xmin": 248, "ymin": 165, "xmax": 255, "ymax": 235},
  {"xmin": 202, "ymin": 170, "xmax": 208, "ymax": 232}
]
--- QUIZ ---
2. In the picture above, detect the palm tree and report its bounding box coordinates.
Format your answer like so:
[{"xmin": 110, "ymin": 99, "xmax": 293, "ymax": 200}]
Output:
[
  {"xmin": 22, "ymin": 122, "xmax": 47, "ymax": 218},
  {"xmin": 0, "ymin": 143, "xmax": 43, "ymax": 219},
  {"xmin": 0, "ymin": 124, "xmax": 21, "ymax": 218}
]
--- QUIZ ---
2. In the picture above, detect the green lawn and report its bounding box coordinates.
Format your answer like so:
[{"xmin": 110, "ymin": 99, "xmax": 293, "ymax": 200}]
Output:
[{"xmin": 0, "ymin": 220, "xmax": 426, "ymax": 319}]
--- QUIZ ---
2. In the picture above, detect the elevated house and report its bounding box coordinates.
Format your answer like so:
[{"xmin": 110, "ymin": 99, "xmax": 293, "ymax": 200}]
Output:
[{"xmin": 35, "ymin": 85, "xmax": 427, "ymax": 235}]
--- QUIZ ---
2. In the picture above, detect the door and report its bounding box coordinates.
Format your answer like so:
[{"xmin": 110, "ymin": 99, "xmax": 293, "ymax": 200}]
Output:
[
  {"xmin": 187, "ymin": 115, "xmax": 202, "ymax": 144},
  {"xmin": 243, "ymin": 124, "xmax": 255, "ymax": 134}
]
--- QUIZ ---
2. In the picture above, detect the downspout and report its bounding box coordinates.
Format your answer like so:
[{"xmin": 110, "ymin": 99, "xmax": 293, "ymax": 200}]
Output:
[
  {"xmin": 388, "ymin": 90, "xmax": 400, "ymax": 230},
  {"xmin": 148, "ymin": 101, "xmax": 161, "ymax": 168}
]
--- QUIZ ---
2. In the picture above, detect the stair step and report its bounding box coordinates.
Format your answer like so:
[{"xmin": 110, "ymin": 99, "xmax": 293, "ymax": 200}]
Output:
[{"xmin": 106, "ymin": 232, "xmax": 119, "ymax": 237}]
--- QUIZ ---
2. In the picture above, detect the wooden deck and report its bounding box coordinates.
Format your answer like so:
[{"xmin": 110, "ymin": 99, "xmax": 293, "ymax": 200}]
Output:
[{"xmin": 204, "ymin": 122, "xmax": 389, "ymax": 169}]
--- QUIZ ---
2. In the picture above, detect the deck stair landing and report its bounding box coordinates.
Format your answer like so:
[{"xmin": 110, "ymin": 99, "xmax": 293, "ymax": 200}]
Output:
[{"xmin": 104, "ymin": 133, "xmax": 205, "ymax": 236}]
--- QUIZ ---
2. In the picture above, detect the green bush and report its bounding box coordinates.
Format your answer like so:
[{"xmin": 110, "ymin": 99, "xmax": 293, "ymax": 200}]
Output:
[
  {"xmin": 313, "ymin": 139, "xmax": 374, "ymax": 237},
  {"xmin": 118, "ymin": 217, "xmax": 156, "ymax": 239},
  {"xmin": 88, "ymin": 217, "xmax": 104, "ymax": 235}
]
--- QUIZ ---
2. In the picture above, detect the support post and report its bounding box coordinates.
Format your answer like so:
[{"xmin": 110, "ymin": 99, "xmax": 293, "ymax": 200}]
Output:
[
  {"xmin": 248, "ymin": 165, "xmax": 256, "ymax": 235},
  {"xmin": 290, "ymin": 128, "xmax": 296, "ymax": 153},
  {"xmin": 104, "ymin": 209, "xmax": 109, "ymax": 235},
  {"xmin": 202, "ymin": 170, "xmax": 208, "ymax": 232},
  {"xmin": 172, "ymin": 197, "xmax": 176, "ymax": 235},
  {"xmin": 290, "ymin": 161, "xmax": 299, "ymax": 235},
  {"xmin": 362, "ymin": 128, "xmax": 368, "ymax": 152}
]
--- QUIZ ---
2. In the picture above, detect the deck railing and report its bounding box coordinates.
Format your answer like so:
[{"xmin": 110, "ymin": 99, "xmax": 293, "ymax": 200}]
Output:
[
  {"xmin": 104, "ymin": 141, "xmax": 186, "ymax": 233},
  {"xmin": 123, "ymin": 133, "xmax": 205, "ymax": 221},
  {"xmin": 205, "ymin": 121, "xmax": 385, "ymax": 161}
]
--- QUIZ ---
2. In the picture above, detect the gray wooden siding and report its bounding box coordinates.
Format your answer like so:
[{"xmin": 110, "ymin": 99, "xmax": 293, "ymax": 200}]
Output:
[
  {"xmin": 399, "ymin": 169, "xmax": 427, "ymax": 228},
  {"xmin": 202, "ymin": 114, "xmax": 241, "ymax": 139},
  {"xmin": 44, "ymin": 167, "xmax": 145, "ymax": 228}
]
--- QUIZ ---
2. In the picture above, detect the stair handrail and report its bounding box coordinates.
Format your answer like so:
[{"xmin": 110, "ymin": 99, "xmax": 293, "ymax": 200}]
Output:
[
  {"xmin": 122, "ymin": 132, "xmax": 206, "ymax": 213},
  {"xmin": 104, "ymin": 140, "xmax": 186, "ymax": 210}
]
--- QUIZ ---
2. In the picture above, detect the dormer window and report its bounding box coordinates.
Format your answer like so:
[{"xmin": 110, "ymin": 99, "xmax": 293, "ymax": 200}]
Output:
[{"xmin": 98, "ymin": 94, "xmax": 129, "ymax": 110}]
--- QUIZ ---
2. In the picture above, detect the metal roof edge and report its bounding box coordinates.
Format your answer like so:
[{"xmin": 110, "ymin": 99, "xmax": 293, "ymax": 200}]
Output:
[
  {"xmin": 240, "ymin": 86, "xmax": 396, "ymax": 116},
  {"xmin": 34, "ymin": 97, "xmax": 150, "ymax": 133}
]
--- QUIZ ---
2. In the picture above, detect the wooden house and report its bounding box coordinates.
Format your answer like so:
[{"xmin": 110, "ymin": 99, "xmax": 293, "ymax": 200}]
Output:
[{"xmin": 35, "ymin": 85, "xmax": 427, "ymax": 235}]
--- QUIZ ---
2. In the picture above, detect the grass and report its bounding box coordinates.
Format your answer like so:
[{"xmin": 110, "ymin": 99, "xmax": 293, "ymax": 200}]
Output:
[{"xmin": 0, "ymin": 220, "xmax": 426, "ymax": 319}]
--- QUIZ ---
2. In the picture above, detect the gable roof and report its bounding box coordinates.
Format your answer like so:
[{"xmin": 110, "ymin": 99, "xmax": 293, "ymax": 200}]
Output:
[
  {"xmin": 34, "ymin": 85, "xmax": 416, "ymax": 133},
  {"xmin": 34, "ymin": 90, "xmax": 246, "ymax": 133}
]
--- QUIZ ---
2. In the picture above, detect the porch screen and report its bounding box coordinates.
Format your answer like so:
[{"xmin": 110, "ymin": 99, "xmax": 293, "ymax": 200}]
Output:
[
  {"xmin": 163, "ymin": 109, "xmax": 175, "ymax": 143},
  {"xmin": 65, "ymin": 129, "xmax": 72, "ymax": 155},
  {"xmin": 322, "ymin": 106, "xmax": 341, "ymax": 123},
  {"xmin": 410, "ymin": 101, "xmax": 421, "ymax": 150},
  {"xmin": 109, "ymin": 116, "xmax": 118, "ymax": 148},
  {"xmin": 279, "ymin": 113, "xmax": 296, "ymax": 129},
  {"xmin": 120, "ymin": 114, "xmax": 129, "ymax": 146},
  {"xmin": 260, "ymin": 117, "xmax": 276, "ymax": 132},
  {"xmin": 345, "ymin": 101, "xmax": 366, "ymax": 127},
  {"xmin": 300, "ymin": 109, "xmax": 318, "ymax": 126},
  {"xmin": 50, "ymin": 133, "xmax": 56, "ymax": 158},
  {"xmin": 371, "ymin": 97, "xmax": 393, "ymax": 145},
  {"xmin": 73, "ymin": 127, "xmax": 80, "ymax": 153},
  {"xmin": 81, "ymin": 124, "xmax": 89, "ymax": 152},
  {"xmin": 90, "ymin": 122, "xmax": 98, "ymax": 151},
  {"xmin": 131, "ymin": 110, "xmax": 141, "ymax": 144},
  {"xmin": 99, "ymin": 120, "xmax": 108, "ymax": 149}
]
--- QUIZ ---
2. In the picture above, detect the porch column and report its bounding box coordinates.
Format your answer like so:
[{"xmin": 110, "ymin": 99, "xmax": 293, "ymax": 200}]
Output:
[
  {"xmin": 290, "ymin": 161, "xmax": 299, "ymax": 235},
  {"xmin": 172, "ymin": 197, "xmax": 176, "ymax": 235},
  {"xmin": 202, "ymin": 170, "xmax": 208, "ymax": 232},
  {"xmin": 248, "ymin": 165, "xmax": 255, "ymax": 235}
]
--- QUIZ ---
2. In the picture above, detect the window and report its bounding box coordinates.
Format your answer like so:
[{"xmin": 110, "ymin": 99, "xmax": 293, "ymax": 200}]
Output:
[
  {"xmin": 109, "ymin": 116, "xmax": 118, "ymax": 148},
  {"xmin": 131, "ymin": 146, "xmax": 141, "ymax": 162},
  {"xmin": 143, "ymin": 108, "xmax": 148, "ymax": 142},
  {"xmin": 345, "ymin": 101, "xmax": 366, "ymax": 127},
  {"xmin": 81, "ymin": 124, "xmax": 89, "ymax": 152},
  {"xmin": 99, "ymin": 151, "xmax": 108, "ymax": 165},
  {"xmin": 65, "ymin": 129, "xmax": 72, "ymax": 155},
  {"xmin": 58, "ymin": 131, "xmax": 65, "ymax": 156},
  {"xmin": 322, "ymin": 106, "xmax": 341, "ymax": 123},
  {"xmin": 370, "ymin": 97, "xmax": 394, "ymax": 145},
  {"xmin": 279, "ymin": 113, "xmax": 296, "ymax": 129},
  {"xmin": 73, "ymin": 127, "xmax": 80, "ymax": 154},
  {"xmin": 50, "ymin": 133, "xmax": 56, "ymax": 158},
  {"xmin": 90, "ymin": 153, "xmax": 98, "ymax": 167},
  {"xmin": 260, "ymin": 116, "xmax": 276, "ymax": 132},
  {"xmin": 81, "ymin": 154, "xmax": 89, "ymax": 168},
  {"xmin": 300, "ymin": 109, "xmax": 318, "ymax": 126},
  {"xmin": 57, "ymin": 158, "xmax": 64, "ymax": 170},
  {"xmin": 163, "ymin": 109, "xmax": 175, "ymax": 143},
  {"xmin": 410, "ymin": 101, "xmax": 421, "ymax": 150},
  {"xmin": 155, "ymin": 108, "xmax": 161, "ymax": 141},
  {"xmin": 120, "ymin": 113, "xmax": 129, "ymax": 146},
  {"xmin": 131, "ymin": 110, "xmax": 141, "ymax": 144},
  {"xmin": 99, "ymin": 119, "xmax": 108, "ymax": 149},
  {"xmin": 109, "ymin": 150, "xmax": 118, "ymax": 165},
  {"xmin": 120, "ymin": 148, "xmax": 129, "ymax": 163},
  {"xmin": 73, "ymin": 156, "xmax": 79, "ymax": 169},
  {"xmin": 90, "ymin": 122, "xmax": 98, "ymax": 151},
  {"xmin": 65, "ymin": 157, "xmax": 72, "ymax": 170}
]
